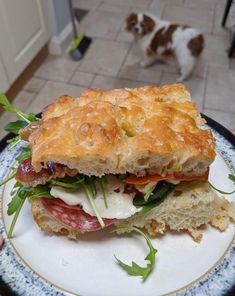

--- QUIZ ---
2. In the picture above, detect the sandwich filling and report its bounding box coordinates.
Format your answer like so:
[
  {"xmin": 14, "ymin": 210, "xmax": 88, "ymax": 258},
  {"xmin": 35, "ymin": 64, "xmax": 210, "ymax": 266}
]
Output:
[{"xmin": 15, "ymin": 155, "xmax": 209, "ymax": 233}]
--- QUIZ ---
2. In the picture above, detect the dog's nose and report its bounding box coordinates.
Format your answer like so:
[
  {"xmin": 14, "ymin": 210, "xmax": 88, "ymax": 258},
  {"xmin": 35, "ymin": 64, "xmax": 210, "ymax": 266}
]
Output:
[{"xmin": 134, "ymin": 27, "xmax": 139, "ymax": 33}]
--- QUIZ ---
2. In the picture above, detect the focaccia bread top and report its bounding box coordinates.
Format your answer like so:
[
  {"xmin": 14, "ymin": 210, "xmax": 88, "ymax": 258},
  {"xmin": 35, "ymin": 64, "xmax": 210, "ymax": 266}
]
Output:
[{"xmin": 28, "ymin": 84, "xmax": 216, "ymax": 176}]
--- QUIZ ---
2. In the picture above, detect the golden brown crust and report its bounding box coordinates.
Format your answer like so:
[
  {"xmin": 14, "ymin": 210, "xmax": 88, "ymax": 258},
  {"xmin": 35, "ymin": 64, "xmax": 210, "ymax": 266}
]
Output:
[
  {"xmin": 42, "ymin": 95, "xmax": 76, "ymax": 120},
  {"xmin": 28, "ymin": 84, "xmax": 216, "ymax": 176}
]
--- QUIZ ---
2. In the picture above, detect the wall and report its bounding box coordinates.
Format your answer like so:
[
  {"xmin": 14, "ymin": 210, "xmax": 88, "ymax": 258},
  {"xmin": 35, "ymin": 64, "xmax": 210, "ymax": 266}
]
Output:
[{"xmin": 46, "ymin": 0, "xmax": 73, "ymax": 55}]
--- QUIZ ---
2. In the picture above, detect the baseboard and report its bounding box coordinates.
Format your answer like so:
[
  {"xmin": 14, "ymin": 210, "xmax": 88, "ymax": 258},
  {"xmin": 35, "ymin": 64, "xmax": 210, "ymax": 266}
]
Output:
[{"xmin": 48, "ymin": 21, "xmax": 73, "ymax": 55}]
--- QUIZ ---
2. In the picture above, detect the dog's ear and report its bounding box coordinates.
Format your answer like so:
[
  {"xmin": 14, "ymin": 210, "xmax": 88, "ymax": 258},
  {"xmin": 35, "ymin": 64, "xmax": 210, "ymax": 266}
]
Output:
[
  {"xmin": 142, "ymin": 15, "xmax": 156, "ymax": 35},
  {"xmin": 126, "ymin": 13, "xmax": 137, "ymax": 31}
]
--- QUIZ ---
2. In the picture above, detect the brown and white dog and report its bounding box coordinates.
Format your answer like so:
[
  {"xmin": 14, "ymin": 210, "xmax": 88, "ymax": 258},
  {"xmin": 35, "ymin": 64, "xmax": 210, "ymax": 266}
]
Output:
[{"xmin": 126, "ymin": 13, "xmax": 204, "ymax": 81}]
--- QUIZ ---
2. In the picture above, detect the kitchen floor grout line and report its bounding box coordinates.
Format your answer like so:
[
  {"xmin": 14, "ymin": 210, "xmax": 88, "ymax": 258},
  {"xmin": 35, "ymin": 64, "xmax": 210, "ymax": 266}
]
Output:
[
  {"xmin": 210, "ymin": 1, "xmax": 218, "ymax": 36},
  {"xmin": 88, "ymin": 74, "xmax": 97, "ymax": 87},
  {"xmin": 116, "ymin": 42, "xmax": 134, "ymax": 77},
  {"xmin": 33, "ymin": 69, "xmax": 164, "ymax": 90},
  {"xmin": 89, "ymin": 73, "xmax": 162, "ymax": 87},
  {"xmin": 23, "ymin": 78, "xmax": 47, "ymax": 96},
  {"xmin": 203, "ymin": 106, "xmax": 235, "ymax": 115},
  {"xmin": 32, "ymin": 76, "xmax": 87, "ymax": 89}
]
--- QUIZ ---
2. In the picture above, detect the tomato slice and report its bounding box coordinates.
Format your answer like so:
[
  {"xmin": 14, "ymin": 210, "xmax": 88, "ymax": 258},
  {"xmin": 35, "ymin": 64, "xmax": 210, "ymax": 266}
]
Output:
[
  {"xmin": 42, "ymin": 198, "xmax": 114, "ymax": 233},
  {"xmin": 123, "ymin": 170, "xmax": 209, "ymax": 185}
]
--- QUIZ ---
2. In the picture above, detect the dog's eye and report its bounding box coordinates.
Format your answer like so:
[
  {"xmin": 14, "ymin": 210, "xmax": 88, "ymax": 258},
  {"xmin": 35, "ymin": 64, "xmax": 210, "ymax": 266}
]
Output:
[{"xmin": 141, "ymin": 22, "xmax": 146, "ymax": 27}]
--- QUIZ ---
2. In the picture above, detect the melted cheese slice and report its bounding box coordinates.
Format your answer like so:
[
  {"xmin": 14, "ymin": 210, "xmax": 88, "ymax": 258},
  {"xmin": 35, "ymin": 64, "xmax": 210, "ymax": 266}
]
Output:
[{"xmin": 50, "ymin": 176, "xmax": 139, "ymax": 219}]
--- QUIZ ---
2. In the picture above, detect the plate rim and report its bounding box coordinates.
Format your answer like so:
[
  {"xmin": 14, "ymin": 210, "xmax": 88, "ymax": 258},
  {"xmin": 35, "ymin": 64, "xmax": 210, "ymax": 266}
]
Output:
[{"xmin": 0, "ymin": 115, "xmax": 235, "ymax": 296}]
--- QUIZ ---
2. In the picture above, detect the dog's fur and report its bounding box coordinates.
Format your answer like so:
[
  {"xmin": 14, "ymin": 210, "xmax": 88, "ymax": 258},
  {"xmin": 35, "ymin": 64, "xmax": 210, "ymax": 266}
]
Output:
[{"xmin": 126, "ymin": 13, "xmax": 204, "ymax": 81}]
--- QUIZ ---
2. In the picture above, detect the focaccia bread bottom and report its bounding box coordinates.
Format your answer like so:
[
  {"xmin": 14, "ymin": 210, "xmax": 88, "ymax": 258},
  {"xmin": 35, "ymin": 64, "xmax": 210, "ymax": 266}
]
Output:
[{"xmin": 117, "ymin": 182, "xmax": 235, "ymax": 242}]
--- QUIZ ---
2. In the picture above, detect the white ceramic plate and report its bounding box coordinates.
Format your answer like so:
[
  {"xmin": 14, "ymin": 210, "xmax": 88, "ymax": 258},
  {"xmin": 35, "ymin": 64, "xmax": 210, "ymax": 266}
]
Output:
[{"xmin": 0, "ymin": 121, "xmax": 235, "ymax": 296}]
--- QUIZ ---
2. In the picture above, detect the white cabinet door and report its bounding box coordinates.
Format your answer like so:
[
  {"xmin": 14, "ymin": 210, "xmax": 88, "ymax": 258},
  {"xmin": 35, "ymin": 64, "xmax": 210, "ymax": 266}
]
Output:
[
  {"xmin": 0, "ymin": 0, "xmax": 50, "ymax": 83},
  {"xmin": 0, "ymin": 56, "xmax": 10, "ymax": 93}
]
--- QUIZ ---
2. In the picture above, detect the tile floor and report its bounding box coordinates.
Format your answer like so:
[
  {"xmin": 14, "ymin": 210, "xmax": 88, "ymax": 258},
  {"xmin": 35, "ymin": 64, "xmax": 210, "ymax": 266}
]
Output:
[{"xmin": 0, "ymin": 0, "xmax": 235, "ymax": 138}]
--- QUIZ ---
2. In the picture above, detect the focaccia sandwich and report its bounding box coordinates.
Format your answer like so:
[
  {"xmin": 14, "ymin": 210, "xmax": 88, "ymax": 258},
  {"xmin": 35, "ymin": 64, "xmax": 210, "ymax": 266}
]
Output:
[{"xmin": 1, "ymin": 83, "xmax": 232, "ymax": 243}]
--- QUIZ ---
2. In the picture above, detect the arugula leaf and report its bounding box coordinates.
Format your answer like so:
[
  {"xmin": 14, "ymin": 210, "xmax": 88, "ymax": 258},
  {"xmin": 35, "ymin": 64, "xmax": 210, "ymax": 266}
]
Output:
[
  {"xmin": 8, "ymin": 186, "xmax": 30, "ymax": 215},
  {"xmin": 6, "ymin": 136, "xmax": 21, "ymax": 150},
  {"xmin": 209, "ymin": 182, "xmax": 235, "ymax": 195},
  {"xmin": 113, "ymin": 226, "xmax": 157, "ymax": 281},
  {"xmin": 50, "ymin": 176, "xmax": 84, "ymax": 189},
  {"xmin": 209, "ymin": 174, "xmax": 235, "ymax": 195},
  {"xmin": 8, "ymin": 197, "xmax": 26, "ymax": 238},
  {"xmin": 4, "ymin": 120, "xmax": 28, "ymax": 134},
  {"xmin": 7, "ymin": 183, "xmax": 52, "ymax": 238},
  {"xmin": 138, "ymin": 199, "xmax": 165, "ymax": 216},
  {"xmin": 134, "ymin": 182, "xmax": 173, "ymax": 204},
  {"xmin": 81, "ymin": 182, "xmax": 105, "ymax": 228},
  {"xmin": 115, "ymin": 258, "xmax": 151, "ymax": 278},
  {"xmin": 118, "ymin": 173, "xmax": 129, "ymax": 180},
  {"xmin": 10, "ymin": 181, "xmax": 22, "ymax": 195},
  {"xmin": 143, "ymin": 183, "xmax": 157, "ymax": 202},
  {"xmin": 134, "ymin": 182, "xmax": 175, "ymax": 206},
  {"xmin": 0, "ymin": 171, "xmax": 16, "ymax": 187},
  {"xmin": 0, "ymin": 94, "xmax": 39, "ymax": 152},
  {"xmin": 133, "ymin": 181, "xmax": 176, "ymax": 216},
  {"xmin": 15, "ymin": 146, "xmax": 32, "ymax": 164},
  {"xmin": 27, "ymin": 185, "xmax": 52, "ymax": 200},
  {"xmin": 0, "ymin": 93, "xmax": 38, "ymax": 123},
  {"xmin": 7, "ymin": 184, "xmax": 29, "ymax": 238},
  {"xmin": 229, "ymin": 174, "xmax": 235, "ymax": 183},
  {"xmin": 87, "ymin": 176, "xmax": 97, "ymax": 197},
  {"xmin": 7, "ymin": 191, "xmax": 24, "ymax": 216},
  {"xmin": 99, "ymin": 178, "xmax": 108, "ymax": 208}
]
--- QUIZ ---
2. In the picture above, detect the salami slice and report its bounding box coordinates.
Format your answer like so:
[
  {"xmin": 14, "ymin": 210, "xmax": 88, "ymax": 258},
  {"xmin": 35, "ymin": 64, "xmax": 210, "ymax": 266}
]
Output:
[{"xmin": 42, "ymin": 198, "xmax": 114, "ymax": 232}]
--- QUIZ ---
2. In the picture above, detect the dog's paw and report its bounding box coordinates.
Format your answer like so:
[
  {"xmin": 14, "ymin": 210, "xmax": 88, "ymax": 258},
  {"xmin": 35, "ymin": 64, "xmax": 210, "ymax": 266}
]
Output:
[
  {"xmin": 177, "ymin": 76, "xmax": 185, "ymax": 82},
  {"xmin": 140, "ymin": 60, "xmax": 149, "ymax": 68}
]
